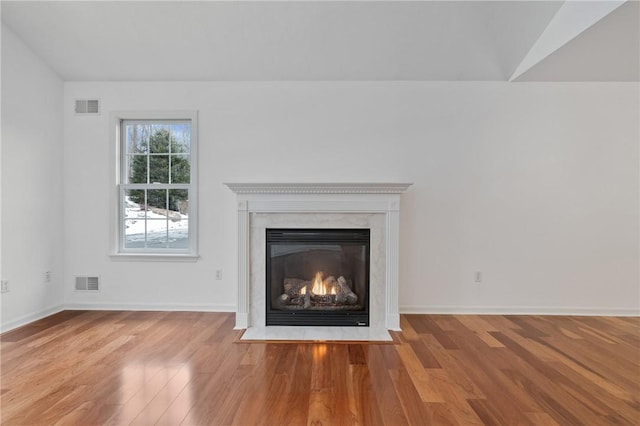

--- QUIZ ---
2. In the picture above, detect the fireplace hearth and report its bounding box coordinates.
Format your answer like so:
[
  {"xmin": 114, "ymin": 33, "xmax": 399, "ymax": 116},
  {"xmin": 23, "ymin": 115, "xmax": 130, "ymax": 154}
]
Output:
[{"xmin": 266, "ymin": 229, "xmax": 370, "ymax": 326}]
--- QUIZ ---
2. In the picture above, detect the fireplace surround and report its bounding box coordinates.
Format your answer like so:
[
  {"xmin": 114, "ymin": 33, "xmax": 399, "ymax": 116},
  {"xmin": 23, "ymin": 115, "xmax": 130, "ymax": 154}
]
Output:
[{"xmin": 225, "ymin": 182, "xmax": 412, "ymax": 341}]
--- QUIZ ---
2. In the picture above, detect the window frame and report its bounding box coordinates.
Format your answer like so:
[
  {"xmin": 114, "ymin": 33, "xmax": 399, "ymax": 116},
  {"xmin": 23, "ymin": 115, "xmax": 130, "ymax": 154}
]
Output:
[{"xmin": 110, "ymin": 111, "xmax": 199, "ymax": 261}]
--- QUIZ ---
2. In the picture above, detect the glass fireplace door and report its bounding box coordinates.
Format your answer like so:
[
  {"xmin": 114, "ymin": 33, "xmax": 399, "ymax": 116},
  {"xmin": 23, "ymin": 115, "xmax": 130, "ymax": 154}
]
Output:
[{"xmin": 266, "ymin": 229, "xmax": 370, "ymax": 326}]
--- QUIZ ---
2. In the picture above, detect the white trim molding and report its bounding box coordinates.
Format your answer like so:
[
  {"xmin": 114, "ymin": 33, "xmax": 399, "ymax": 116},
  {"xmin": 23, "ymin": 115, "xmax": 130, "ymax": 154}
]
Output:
[
  {"xmin": 224, "ymin": 182, "xmax": 412, "ymax": 332},
  {"xmin": 1, "ymin": 304, "xmax": 65, "ymax": 333},
  {"xmin": 64, "ymin": 302, "xmax": 236, "ymax": 312},
  {"xmin": 401, "ymin": 305, "xmax": 640, "ymax": 317},
  {"xmin": 109, "ymin": 110, "xmax": 199, "ymax": 259}
]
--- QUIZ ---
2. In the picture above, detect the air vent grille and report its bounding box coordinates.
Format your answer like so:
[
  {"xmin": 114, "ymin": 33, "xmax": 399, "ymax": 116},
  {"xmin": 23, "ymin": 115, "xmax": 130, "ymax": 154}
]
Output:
[
  {"xmin": 74, "ymin": 99, "xmax": 100, "ymax": 115},
  {"xmin": 75, "ymin": 276, "xmax": 100, "ymax": 292}
]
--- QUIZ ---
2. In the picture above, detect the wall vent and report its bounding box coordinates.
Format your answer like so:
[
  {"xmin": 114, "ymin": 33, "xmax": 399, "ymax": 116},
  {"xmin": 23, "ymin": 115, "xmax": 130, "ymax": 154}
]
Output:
[
  {"xmin": 75, "ymin": 276, "xmax": 100, "ymax": 292},
  {"xmin": 74, "ymin": 99, "xmax": 100, "ymax": 115}
]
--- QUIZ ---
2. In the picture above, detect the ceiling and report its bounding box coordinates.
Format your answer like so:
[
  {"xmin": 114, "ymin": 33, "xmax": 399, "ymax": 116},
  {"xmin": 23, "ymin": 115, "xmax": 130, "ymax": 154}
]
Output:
[{"xmin": 1, "ymin": 1, "xmax": 638, "ymax": 82}]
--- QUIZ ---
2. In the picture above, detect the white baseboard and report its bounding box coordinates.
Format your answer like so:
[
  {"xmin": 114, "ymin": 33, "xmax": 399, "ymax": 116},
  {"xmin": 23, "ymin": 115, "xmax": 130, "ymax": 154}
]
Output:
[
  {"xmin": 1, "ymin": 304, "xmax": 65, "ymax": 333},
  {"xmin": 3, "ymin": 304, "xmax": 637, "ymax": 334},
  {"xmin": 1, "ymin": 303, "xmax": 235, "ymax": 334},
  {"xmin": 400, "ymin": 305, "xmax": 640, "ymax": 317},
  {"xmin": 63, "ymin": 302, "xmax": 236, "ymax": 312}
]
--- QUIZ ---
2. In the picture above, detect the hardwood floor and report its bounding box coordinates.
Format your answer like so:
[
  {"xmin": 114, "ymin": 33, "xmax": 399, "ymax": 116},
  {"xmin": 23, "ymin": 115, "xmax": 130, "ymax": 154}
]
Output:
[{"xmin": 1, "ymin": 311, "xmax": 638, "ymax": 425}]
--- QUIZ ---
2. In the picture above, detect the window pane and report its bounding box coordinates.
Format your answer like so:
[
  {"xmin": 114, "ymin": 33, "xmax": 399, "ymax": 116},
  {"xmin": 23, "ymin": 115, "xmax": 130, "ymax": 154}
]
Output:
[
  {"xmin": 124, "ymin": 190, "xmax": 146, "ymax": 219},
  {"xmin": 124, "ymin": 219, "xmax": 147, "ymax": 248},
  {"xmin": 149, "ymin": 155, "xmax": 169, "ymax": 183},
  {"xmin": 171, "ymin": 123, "xmax": 190, "ymax": 154},
  {"xmin": 168, "ymin": 189, "xmax": 188, "ymax": 248},
  {"xmin": 125, "ymin": 123, "xmax": 149, "ymax": 153},
  {"xmin": 170, "ymin": 155, "xmax": 190, "ymax": 184},
  {"xmin": 128, "ymin": 155, "xmax": 148, "ymax": 183},
  {"xmin": 145, "ymin": 219, "xmax": 168, "ymax": 248},
  {"xmin": 168, "ymin": 220, "xmax": 189, "ymax": 248},
  {"xmin": 169, "ymin": 189, "xmax": 188, "ymax": 216},
  {"xmin": 147, "ymin": 189, "xmax": 167, "ymax": 210},
  {"xmin": 149, "ymin": 125, "xmax": 170, "ymax": 153}
]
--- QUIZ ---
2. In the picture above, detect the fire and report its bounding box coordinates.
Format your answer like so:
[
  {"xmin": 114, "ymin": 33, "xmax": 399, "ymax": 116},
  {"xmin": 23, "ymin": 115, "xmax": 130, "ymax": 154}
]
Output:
[
  {"xmin": 300, "ymin": 286, "xmax": 306, "ymax": 295},
  {"xmin": 310, "ymin": 272, "xmax": 338, "ymax": 296},
  {"xmin": 311, "ymin": 272, "xmax": 326, "ymax": 295}
]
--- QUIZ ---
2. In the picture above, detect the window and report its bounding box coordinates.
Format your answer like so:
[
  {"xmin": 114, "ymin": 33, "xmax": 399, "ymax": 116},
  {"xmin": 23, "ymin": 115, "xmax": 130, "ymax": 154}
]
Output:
[{"xmin": 113, "ymin": 112, "xmax": 198, "ymax": 258}]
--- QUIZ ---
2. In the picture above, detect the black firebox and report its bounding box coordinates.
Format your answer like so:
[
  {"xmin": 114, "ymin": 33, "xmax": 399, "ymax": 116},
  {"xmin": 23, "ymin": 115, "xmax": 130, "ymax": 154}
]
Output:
[{"xmin": 266, "ymin": 228, "xmax": 370, "ymax": 326}]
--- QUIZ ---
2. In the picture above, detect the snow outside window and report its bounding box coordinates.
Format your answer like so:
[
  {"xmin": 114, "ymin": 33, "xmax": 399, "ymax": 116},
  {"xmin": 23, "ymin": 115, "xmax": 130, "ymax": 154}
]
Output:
[{"xmin": 117, "ymin": 116, "xmax": 198, "ymax": 257}]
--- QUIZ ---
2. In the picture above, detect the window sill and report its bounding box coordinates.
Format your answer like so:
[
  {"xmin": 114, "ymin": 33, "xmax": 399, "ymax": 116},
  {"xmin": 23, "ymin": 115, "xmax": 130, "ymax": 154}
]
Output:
[{"xmin": 110, "ymin": 253, "xmax": 200, "ymax": 262}]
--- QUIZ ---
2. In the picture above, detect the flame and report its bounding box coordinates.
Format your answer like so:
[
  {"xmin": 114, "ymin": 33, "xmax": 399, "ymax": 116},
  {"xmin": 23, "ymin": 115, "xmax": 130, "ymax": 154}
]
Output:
[
  {"xmin": 311, "ymin": 272, "xmax": 326, "ymax": 295},
  {"xmin": 300, "ymin": 286, "xmax": 306, "ymax": 295},
  {"xmin": 309, "ymin": 272, "xmax": 339, "ymax": 296}
]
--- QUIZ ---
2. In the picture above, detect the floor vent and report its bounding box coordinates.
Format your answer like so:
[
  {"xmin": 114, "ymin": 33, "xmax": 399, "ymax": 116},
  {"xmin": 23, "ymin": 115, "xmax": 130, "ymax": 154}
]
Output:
[
  {"xmin": 75, "ymin": 276, "xmax": 100, "ymax": 292},
  {"xmin": 74, "ymin": 99, "xmax": 100, "ymax": 115}
]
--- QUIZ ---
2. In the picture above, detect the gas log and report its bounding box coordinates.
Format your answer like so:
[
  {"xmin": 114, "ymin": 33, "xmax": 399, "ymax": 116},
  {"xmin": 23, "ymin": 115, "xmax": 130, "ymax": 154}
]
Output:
[{"xmin": 277, "ymin": 275, "xmax": 358, "ymax": 309}]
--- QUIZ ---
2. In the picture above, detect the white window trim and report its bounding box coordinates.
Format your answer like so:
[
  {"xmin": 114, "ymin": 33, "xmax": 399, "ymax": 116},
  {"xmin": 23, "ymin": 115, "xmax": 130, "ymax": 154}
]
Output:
[{"xmin": 109, "ymin": 110, "xmax": 199, "ymax": 261}]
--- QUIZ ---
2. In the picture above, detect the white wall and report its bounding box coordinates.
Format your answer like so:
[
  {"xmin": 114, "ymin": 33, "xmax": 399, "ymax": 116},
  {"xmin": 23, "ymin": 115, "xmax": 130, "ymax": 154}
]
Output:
[
  {"xmin": 62, "ymin": 81, "xmax": 639, "ymax": 315},
  {"xmin": 1, "ymin": 24, "xmax": 65, "ymax": 331}
]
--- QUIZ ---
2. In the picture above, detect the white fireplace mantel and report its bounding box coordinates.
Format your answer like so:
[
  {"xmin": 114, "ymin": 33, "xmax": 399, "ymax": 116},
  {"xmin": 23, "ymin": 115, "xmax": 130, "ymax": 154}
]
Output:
[{"xmin": 224, "ymin": 182, "xmax": 412, "ymax": 335}]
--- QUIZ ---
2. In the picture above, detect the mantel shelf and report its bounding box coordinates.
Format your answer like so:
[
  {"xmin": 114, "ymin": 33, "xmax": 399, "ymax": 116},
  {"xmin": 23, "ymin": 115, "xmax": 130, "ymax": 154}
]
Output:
[{"xmin": 224, "ymin": 182, "xmax": 413, "ymax": 195}]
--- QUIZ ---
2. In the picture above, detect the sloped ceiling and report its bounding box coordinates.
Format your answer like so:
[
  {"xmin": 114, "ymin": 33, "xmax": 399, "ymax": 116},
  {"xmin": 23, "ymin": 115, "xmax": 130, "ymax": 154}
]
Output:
[
  {"xmin": 1, "ymin": 0, "xmax": 638, "ymax": 82},
  {"xmin": 514, "ymin": 1, "xmax": 639, "ymax": 81}
]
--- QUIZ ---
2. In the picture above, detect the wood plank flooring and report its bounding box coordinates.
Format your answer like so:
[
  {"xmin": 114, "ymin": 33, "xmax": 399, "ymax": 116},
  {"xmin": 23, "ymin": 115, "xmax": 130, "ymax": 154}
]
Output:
[{"xmin": 1, "ymin": 311, "xmax": 638, "ymax": 425}]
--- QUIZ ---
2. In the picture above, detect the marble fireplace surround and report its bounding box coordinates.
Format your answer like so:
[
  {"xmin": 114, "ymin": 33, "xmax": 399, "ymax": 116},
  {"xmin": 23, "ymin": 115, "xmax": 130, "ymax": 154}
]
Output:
[{"xmin": 225, "ymin": 182, "xmax": 412, "ymax": 341}]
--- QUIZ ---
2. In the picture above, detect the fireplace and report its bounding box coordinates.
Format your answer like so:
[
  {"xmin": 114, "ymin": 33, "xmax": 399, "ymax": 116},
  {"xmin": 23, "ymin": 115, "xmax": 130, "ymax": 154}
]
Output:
[
  {"xmin": 266, "ymin": 228, "xmax": 370, "ymax": 326},
  {"xmin": 224, "ymin": 182, "xmax": 412, "ymax": 340}
]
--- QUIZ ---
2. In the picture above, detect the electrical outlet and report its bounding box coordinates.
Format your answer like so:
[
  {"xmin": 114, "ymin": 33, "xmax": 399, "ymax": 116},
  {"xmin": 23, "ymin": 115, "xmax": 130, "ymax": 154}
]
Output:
[
  {"xmin": 475, "ymin": 271, "xmax": 482, "ymax": 283},
  {"xmin": 44, "ymin": 271, "xmax": 52, "ymax": 283},
  {"xmin": 1, "ymin": 280, "xmax": 9, "ymax": 293},
  {"xmin": 215, "ymin": 269, "xmax": 222, "ymax": 280}
]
